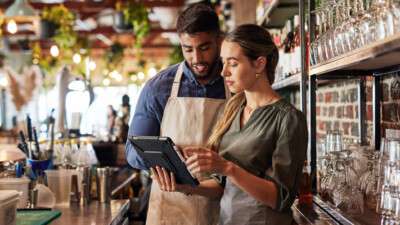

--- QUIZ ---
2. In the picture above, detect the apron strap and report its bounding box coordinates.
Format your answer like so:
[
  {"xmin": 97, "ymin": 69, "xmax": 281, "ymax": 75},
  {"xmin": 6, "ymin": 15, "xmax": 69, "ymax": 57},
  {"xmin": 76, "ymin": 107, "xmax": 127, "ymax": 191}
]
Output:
[
  {"xmin": 171, "ymin": 62, "xmax": 232, "ymax": 100},
  {"xmin": 171, "ymin": 63, "xmax": 184, "ymax": 97}
]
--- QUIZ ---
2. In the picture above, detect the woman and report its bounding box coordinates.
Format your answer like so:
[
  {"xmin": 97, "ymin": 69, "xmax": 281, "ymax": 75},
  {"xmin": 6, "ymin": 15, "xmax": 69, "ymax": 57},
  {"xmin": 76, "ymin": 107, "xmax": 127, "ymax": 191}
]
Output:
[{"xmin": 151, "ymin": 24, "xmax": 308, "ymax": 224}]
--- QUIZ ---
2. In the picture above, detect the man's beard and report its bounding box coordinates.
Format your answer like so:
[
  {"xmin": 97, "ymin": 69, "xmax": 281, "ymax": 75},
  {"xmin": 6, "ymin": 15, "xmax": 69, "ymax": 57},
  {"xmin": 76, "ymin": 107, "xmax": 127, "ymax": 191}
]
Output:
[{"xmin": 188, "ymin": 55, "xmax": 220, "ymax": 81}]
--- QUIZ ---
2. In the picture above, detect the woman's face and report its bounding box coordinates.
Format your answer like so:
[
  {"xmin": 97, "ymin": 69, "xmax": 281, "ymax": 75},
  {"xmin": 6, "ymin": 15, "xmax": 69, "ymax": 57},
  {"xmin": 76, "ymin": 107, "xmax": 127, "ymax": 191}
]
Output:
[{"xmin": 220, "ymin": 41, "xmax": 258, "ymax": 93}]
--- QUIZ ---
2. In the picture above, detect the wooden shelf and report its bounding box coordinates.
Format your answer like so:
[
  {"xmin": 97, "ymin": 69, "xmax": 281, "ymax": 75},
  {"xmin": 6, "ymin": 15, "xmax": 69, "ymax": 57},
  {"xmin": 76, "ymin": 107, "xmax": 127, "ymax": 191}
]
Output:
[
  {"xmin": 310, "ymin": 33, "xmax": 400, "ymax": 75},
  {"xmin": 257, "ymin": 0, "xmax": 299, "ymax": 28},
  {"xmin": 271, "ymin": 73, "xmax": 302, "ymax": 90}
]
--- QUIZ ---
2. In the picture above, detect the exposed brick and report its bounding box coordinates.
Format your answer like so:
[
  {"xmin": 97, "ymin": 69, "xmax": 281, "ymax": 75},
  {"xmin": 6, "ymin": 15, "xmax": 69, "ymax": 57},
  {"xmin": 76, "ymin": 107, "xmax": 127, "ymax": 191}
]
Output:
[
  {"xmin": 318, "ymin": 121, "xmax": 326, "ymax": 130},
  {"xmin": 346, "ymin": 105, "xmax": 354, "ymax": 119},
  {"xmin": 391, "ymin": 79, "xmax": 400, "ymax": 100},
  {"xmin": 337, "ymin": 106, "xmax": 343, "ymax": 118},
  {"xmin": 350, "ymin": 88, "xmax": 358, "ymax": 103},
  {"xmin": 322, "ymin": 107, "xmax": 328, "ymax": 116},
  {"xmin": 332, "ymin": 92, "xmax": 339, "ymax": 102},
  {"xmin": 341, "ymin": 90, "xmax": 349, "ymax": 103},
  {"xmin": 366, "ymin": 85, "xmax": 372, "ymax": 102},
  {"xmin": 367, "ymin": 104, "xmax": 373, "ymax": 121},
  {"xmin": 334, "ymin": 121, "xmax": 340, "ymax": 130},
  {"xmin": 382, "ymin": 83, "xmax": 389, "ymax": 101},
  {"xmin": 382, "ymin": 104, "xmax": 398, "ymax": 122},
  {"xmin": 329, "ymin": 106, "xmax": 335, "ymax": 117},
  {"xmin": 351, "ymin": 122, "xmax": 359, "ymax": 136},
  {"xmin": 318, "ymin": 93, "xmax": 324, "ymax": 102},
  {"xmin": 342, "ymin": 122, "xmax": 350, "ymax": 135},
  {"xmin": 381, "ymin": 124, "xmax": 388, "ymax": 138},
  {"xmin": 326, "ymin": 121, "xmax": 332, "ymax": 131},
  {"xmin": 316, "ymin": 106, "xmax": 321, "ymax": 116},
  {"xmin": 325, "ymin": 92, "xmax": 332, "ymax": 103}
]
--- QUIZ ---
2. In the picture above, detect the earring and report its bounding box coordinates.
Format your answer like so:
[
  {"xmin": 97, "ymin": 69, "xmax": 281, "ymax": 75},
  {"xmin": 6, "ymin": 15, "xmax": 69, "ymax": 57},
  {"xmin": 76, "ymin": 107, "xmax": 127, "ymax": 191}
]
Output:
[{"xmin": 255, "ymin": 73, "xmax": 260, "ymax": 79}]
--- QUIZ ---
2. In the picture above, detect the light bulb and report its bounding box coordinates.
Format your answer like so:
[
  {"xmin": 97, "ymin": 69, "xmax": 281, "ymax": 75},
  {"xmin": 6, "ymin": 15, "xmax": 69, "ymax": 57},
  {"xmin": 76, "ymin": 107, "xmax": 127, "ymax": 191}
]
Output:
[
  {"xmin": 138, "ymin": 72, "xmax": 145, "ymax": 80},
  {"xmin": 103, "ymin": 78, "xmax": 110, "ymax": 86},
  {"xmin": 148, "ymin": 68, "xmax": 157, "ymax": 77},
  {"xmin": 0, "ymin": 77, "xmax": 8, "ymax": 87},
  {"xmin": 7, "ymin": 20, "xmax": 17, "ymax": 34},
  {"xmin": 50, "ymin": 45, "xmax": 59, "ymax": 57},
  {"xmin": 73, "ymin": 53, "xmax": 81, "ymax": 64},
  {"xmin": 89, "ymin": 61, "xmax": 96, "ymax": 70}
]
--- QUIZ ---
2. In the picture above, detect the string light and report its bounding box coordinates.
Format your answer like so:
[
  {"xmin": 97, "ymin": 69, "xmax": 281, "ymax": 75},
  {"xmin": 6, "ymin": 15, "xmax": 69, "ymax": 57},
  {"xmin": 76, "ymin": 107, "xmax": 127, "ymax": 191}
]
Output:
[
  {"xmin": 50, "ymin": 45, "xmax": 59, "ymax": 57},
  {"xmin": 73, "ymin": 53, "xmax": 81, "ymax": 64},
  {"xmin": 7, "ymin": 20, "xmax": 17, "ymax": 34}
]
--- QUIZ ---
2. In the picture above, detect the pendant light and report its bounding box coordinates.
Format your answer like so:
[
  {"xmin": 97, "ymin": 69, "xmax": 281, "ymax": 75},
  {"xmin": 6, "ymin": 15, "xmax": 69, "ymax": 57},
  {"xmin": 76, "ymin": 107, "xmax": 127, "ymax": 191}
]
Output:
[{"xmin": 4, "ymin": 0, "xmax": 39, "ymax": 22}]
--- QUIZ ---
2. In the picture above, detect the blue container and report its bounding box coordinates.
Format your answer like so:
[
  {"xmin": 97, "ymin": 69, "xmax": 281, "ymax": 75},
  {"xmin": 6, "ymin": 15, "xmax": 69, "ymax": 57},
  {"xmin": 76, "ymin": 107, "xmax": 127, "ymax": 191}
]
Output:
[{"xmin": 26, "ymin": 157, "xmax": 53, "ymax": 180}]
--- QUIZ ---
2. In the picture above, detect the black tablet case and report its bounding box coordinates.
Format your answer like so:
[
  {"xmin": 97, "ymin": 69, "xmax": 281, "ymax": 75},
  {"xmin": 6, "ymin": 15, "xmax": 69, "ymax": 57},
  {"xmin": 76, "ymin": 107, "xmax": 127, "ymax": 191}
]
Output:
[{"xmin": 128, "ymin": 136, "xmax": 199, "ymax": 185}]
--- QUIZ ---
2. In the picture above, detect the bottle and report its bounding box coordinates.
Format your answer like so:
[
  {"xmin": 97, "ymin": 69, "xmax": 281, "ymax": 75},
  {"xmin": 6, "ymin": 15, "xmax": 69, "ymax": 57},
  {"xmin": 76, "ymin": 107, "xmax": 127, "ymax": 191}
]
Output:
[
  {"xmin": 292, "ymin": 15, "xmax": 301, "ymax": 75},
  {"xmin": 71, "ymin": 139, "xmax": 79, "ymax": 164},
  {"xmin": 283, "ymin": 20, "xmax": 294, "ymax": 78},
  {"xmin": 299, "ymin": 160, "xmax": 313, "ymax": 202},
  {"xmin": 62, "ymin": 141, "xmax": 73, "ymax": 164},
  {"xmin": 52, "ymin": 140, "xmax": 63, "ymax": 165},
  {"xmin": 86, "ymin": 140, "xmax": 99, "ymax": 165},
  {"xmin": 77, "ymin": 141, "xmax": 90, "ymax": 166}
]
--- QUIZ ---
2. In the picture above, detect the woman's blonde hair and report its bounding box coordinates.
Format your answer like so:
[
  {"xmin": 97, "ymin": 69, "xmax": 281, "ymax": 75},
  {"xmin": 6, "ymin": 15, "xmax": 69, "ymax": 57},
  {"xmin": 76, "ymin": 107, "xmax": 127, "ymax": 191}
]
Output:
[{"xmin": 206, "ymin": 24, "xmax": 279, "ymax": 151}]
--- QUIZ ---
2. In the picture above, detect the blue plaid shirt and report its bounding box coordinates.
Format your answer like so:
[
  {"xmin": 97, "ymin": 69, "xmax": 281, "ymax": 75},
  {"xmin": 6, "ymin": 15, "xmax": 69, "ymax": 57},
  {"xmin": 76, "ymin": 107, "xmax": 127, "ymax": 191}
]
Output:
[{"xmin": 125, "ymin": 61, "xmax": 227, "ymax": 169}]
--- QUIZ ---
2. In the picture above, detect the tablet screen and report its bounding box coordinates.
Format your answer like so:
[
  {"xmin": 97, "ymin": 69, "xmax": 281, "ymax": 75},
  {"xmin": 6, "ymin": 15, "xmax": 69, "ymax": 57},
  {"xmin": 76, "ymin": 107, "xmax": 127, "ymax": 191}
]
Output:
[{"xmin": 128, "ymin": 136, "xmax": 199, "ymax": 185}]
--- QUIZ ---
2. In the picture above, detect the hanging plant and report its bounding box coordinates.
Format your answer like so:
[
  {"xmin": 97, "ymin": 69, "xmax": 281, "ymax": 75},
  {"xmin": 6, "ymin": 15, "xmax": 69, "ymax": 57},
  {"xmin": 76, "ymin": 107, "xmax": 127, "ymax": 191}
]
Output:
[
  {"xmin": 104, "ymin": 42, "xmax": 125, "ymax": 72},
  {"xmin": 41, "ymin": 4, "xmax": 77, "ymax": 52},
  {"xmin": 122, "ymin": 1, "xmax": 151, "ymax": 51}
]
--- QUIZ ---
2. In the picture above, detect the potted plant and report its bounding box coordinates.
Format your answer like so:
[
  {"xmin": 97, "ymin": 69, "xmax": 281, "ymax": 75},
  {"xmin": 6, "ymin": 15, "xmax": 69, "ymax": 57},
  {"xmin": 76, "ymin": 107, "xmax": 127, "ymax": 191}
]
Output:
[
  {"xmin": 114, "ymin": 1, "xmax": 133, "ymax": 31},
  {"xmin": 105, "ymin": 42, "xmax": 124, "ymax": 72},
  {"xmin": 121, "ymin": 1, "xmax": 151, "ymax": 49},
  {"xmin": 40, "ymin": 4, "xmax": 77, "ymax": 51}
]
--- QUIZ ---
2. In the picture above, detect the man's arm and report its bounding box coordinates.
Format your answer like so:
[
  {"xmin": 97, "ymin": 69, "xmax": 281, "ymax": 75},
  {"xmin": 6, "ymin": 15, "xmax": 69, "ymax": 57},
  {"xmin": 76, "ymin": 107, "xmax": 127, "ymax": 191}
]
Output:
[{"xmin": 125, "ymin": 83, "xmax": 162, "ymax": 170}]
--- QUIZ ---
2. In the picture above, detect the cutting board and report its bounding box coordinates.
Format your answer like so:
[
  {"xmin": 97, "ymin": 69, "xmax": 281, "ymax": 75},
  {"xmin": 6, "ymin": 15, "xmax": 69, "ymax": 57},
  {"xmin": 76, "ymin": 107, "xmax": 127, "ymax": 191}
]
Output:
[{"xmin": 17, "ymin": 210, "xmax": 61, "ymax": 225}]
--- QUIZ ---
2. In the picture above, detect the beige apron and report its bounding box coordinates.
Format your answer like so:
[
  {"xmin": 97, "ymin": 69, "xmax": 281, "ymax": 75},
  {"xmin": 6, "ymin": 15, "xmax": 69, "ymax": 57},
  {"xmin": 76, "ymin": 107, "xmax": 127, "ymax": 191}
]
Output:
[{"xmin": 146, "ymin": 63, "xmax": 231, "ymax": 225}]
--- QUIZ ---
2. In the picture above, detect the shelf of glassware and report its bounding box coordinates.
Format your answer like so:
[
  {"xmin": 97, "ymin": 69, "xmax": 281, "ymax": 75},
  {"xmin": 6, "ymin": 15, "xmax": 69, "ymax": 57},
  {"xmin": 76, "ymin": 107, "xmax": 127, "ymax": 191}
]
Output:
[
  {"xmin": 271, "ymin": 73, "xmax": 302, "ymax": 90},
  {"xmin": 310, "ymin": 33, "xmax": 400, "ymax": 76}
]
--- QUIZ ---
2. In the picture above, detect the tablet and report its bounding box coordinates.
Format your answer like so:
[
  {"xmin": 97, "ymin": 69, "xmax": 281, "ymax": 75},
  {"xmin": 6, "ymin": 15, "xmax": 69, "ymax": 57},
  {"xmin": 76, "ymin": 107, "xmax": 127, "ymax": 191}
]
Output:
[{"xmin": 128, "ymin": 136, "xmax": 199, "ymax": 185}]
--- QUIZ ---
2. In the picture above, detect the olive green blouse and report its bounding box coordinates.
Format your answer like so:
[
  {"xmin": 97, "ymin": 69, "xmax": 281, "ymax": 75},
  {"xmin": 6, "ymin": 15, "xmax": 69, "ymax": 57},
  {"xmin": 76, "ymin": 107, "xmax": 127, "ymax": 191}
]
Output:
[{"xmin": 214, "ymin": 98, "xmax": 308, "ymax": 213}]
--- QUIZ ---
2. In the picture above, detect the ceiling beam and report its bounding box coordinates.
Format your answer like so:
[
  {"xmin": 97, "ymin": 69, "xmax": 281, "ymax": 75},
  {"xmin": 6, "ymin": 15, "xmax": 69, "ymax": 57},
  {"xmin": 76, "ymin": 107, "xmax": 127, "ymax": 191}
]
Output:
[{"xmin": 0, "ymin": 0, "xmax": 184, "ymax": 10}]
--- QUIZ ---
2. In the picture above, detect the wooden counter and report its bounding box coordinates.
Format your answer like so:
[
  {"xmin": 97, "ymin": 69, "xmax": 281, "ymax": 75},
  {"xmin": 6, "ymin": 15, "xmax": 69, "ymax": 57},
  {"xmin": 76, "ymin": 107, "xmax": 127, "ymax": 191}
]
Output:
[
  {"xmin": 292, "ymin": 196, "xmax": 381, "ymax": 225},
  {"xmin": 51, "ymin": 199, "xmax": 130, "ymax": 225}
]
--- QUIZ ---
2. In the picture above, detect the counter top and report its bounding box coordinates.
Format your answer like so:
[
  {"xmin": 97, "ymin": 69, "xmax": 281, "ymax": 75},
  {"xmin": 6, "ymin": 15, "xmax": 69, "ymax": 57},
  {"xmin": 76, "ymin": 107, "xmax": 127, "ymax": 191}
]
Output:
[
  {"xmin": 51, "ymin": 199, "xmax": 130, "ymax": 225},
  {"xmin": 292, "ymin": 196, "xmax": 382, "ymax": 225}
]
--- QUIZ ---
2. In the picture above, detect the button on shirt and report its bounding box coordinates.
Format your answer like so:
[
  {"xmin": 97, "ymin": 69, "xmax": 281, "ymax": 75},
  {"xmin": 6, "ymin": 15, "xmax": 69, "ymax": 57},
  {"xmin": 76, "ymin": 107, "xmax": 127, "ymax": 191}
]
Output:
[{"xmin": 126, "ymin": 61, "xmax": 227, "ymax": 169}]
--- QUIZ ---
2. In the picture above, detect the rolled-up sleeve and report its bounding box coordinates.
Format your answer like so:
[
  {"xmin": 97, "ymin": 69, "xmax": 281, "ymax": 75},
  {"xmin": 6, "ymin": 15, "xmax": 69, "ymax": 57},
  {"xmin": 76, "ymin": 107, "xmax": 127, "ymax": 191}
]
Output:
[
  {"xmin": 125, "ymin": 83, "xmax": 162, "ymax": 170},
  {"xmin": 266, "ymin": 110, "xmax": 308, "ymax": 212}
]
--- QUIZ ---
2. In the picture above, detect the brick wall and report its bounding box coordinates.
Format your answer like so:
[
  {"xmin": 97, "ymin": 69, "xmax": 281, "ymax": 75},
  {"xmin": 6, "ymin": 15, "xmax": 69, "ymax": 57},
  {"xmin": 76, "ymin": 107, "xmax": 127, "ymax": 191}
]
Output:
[
  {"xmin": 381, "ymin": 74, "xmax": 400, "ymax": 135},
  {"xmin": 283, "ymin": 73, "xmax": 400, "ymax": 146}
]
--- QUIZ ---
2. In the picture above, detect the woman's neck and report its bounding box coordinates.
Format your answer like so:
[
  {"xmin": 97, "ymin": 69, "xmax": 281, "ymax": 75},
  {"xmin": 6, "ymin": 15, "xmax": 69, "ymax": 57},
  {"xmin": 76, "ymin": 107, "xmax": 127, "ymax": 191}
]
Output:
[{"xmin": 244, "ymin": 79, "xmax": 280, "ymax": 108}]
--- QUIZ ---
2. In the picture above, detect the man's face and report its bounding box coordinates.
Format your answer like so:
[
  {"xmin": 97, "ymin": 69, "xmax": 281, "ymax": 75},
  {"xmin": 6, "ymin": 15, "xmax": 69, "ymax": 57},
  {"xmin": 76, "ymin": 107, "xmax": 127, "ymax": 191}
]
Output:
[{"xmin": 180, "ymin": 32, "xmax": 222, "ymax": 82}]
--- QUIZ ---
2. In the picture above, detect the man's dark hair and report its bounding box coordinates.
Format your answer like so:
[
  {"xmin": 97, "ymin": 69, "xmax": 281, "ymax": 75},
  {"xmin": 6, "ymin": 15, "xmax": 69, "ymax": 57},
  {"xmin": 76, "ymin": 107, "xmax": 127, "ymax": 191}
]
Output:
[{"xmin": 177, "ymin": 3, "xmax": 220, "ymax": 36}]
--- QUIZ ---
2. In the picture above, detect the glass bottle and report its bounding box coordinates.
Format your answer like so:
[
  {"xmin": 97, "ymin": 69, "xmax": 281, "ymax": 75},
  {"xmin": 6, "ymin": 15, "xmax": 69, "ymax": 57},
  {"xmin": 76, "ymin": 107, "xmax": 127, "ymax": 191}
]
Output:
[{"xmin": 299, "ymin": 160, "xmax": 313, "ymax": 202}]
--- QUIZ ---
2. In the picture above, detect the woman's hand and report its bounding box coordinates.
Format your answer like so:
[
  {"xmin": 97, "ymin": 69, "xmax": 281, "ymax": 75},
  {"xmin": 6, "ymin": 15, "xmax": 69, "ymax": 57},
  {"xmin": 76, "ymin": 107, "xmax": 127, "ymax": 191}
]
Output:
[
  {"xmin": 184, "ymin": 147, "xmax": 233, "ymax": 176},
  {"xmin": 150, "ymin": 166, "xmax": 191, "ymax": 194}
]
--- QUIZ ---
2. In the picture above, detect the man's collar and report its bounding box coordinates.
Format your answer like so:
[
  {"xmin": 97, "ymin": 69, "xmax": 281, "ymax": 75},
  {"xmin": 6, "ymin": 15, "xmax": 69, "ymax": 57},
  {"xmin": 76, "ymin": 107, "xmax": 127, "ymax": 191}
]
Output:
[{"xmin": 182, "ymin": 60, "xmax": 223, "ymax": 86}]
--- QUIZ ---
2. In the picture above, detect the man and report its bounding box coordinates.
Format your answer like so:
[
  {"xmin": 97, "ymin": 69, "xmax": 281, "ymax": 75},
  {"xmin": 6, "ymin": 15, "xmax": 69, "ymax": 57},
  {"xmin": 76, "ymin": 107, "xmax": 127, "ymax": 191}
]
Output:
[{"xmin": 125, "ymin": 3, "xmax": 230, "ymax": 225}]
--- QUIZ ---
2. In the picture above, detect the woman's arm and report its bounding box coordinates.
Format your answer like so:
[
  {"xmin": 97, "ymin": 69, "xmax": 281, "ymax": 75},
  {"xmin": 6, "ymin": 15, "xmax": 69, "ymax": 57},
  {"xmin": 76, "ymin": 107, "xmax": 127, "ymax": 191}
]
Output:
[
  {"xmin": 150, "ymin": 166, "xmax": 224, "ymax": 198},
  {"xmin": 184, "ymin": 148, "xmax": 277, "ymax": 208}
]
